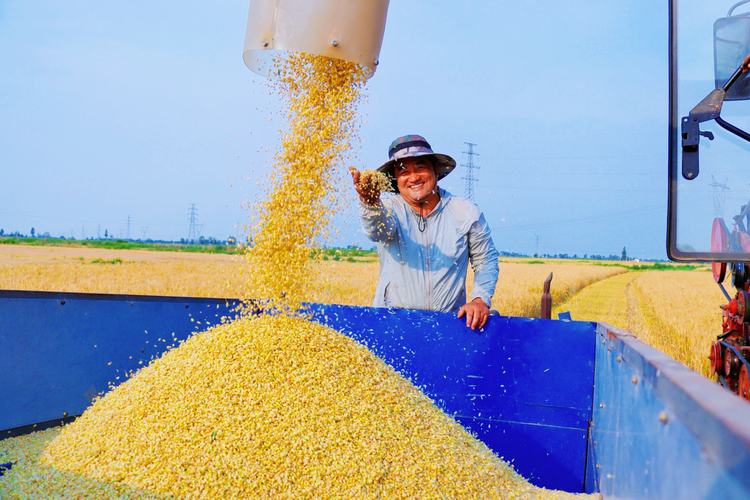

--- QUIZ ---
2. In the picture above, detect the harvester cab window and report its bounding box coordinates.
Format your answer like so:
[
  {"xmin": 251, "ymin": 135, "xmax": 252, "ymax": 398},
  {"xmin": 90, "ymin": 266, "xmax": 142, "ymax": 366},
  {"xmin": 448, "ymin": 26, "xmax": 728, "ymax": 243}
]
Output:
[{"xmin": 670, "ymin": 0, "xmax": 750, "ymax": 262}]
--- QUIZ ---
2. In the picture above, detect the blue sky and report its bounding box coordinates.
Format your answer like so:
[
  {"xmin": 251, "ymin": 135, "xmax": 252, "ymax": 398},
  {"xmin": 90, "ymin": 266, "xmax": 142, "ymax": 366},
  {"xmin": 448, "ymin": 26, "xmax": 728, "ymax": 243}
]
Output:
[{"xmin": 0, "ymin": 0, "xmax": 669, "ymax": 258}]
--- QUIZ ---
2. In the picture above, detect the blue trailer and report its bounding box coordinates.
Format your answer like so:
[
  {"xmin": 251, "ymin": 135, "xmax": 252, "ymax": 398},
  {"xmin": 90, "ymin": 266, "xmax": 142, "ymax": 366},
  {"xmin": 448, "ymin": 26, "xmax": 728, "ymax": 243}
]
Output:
[{"xmin": 2, "ymin": 289, "xmax": 750, "ymax": 498}]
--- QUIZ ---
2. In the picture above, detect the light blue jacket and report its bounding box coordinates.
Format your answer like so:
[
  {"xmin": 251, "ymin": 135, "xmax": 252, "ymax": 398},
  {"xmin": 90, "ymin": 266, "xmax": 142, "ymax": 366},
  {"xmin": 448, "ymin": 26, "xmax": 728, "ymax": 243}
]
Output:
[{"xmin": 358, "ymin": 188, "xmax": 500, "ymax": 313}]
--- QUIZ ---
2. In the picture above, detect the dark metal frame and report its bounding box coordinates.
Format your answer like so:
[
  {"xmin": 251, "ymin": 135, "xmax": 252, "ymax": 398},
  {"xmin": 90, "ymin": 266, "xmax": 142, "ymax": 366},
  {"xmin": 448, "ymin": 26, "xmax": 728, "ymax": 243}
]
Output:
[
  {"xmin": 668, "ymin": 0, "xmax": 685, "ymax": 261},
  {"xmin": 668, "ymin": 0, "xmax": 750, "ymax": 261}
]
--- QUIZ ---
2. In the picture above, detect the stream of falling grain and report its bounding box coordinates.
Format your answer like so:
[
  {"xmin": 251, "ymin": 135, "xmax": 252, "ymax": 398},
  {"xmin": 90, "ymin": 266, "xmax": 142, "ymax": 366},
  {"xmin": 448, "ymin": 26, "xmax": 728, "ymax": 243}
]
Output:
[{"xmin": 242, "ymin": 53, "xmax": 366, "ymax": 313}]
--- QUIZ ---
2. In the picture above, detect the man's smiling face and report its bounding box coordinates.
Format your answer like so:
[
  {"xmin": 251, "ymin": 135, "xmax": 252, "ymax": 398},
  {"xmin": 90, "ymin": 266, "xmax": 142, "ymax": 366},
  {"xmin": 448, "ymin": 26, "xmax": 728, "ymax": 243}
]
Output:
[{"xmin": 394, "ymin": 157, "xmax": 438, "ymax": 207}]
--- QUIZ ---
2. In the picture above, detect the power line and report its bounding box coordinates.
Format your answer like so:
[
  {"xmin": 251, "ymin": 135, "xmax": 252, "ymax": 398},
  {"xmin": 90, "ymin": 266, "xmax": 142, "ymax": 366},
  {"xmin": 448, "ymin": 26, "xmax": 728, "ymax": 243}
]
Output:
[
  {"xmin": 480, "ymin": 152, "xmax": 668, "ymax": 161},
  {"xmin": 0, "ymin": 210, "xmax": 221, "ymax": 227},
  {"xmin": 491, "ymin": 203, "xmax": 667, "ymax": 233},
  {"xmin": 481, "ymin": 184, "xmax": 663, "ymax": 193},
  {"xmin": 126, "ymin": 215, "xmax": 131, "ymax": 240},
  {"xmin": 710, "ymin": 175, "xmax": 730, "ymax": 218},
  {"xmin": 461, "ymin": 142, "xmax": 480, "ymax": 201}
]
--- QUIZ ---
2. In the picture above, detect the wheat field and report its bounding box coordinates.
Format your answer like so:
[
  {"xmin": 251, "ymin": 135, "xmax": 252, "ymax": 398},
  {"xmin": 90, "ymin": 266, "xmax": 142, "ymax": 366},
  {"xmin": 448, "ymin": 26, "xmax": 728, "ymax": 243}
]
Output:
[
  {"xmin": 0, "ymin": 246, "xmax": 726, "ymax": 377},
  {"xmin": 477, "ymin": 260, "xmax": 627, "ymax": 317},
  {"xmin": 0, "ymin": 248, "xmax": 623, "ymax": 315},
  {"xmin": 552, "ymin": 267, "xmax": 723, "ymax": 377}
]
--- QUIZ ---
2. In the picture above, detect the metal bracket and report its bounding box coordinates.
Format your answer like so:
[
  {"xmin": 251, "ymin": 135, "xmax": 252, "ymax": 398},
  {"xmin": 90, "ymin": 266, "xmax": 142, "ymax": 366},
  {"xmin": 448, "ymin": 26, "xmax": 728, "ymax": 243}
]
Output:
[
  {"xmin": 680, "ymin": 63, "xmax": 750, "ymax": 181},
  {"xmin": 681, "ymin": 89, "xmax": 723, "ymax": 180}
]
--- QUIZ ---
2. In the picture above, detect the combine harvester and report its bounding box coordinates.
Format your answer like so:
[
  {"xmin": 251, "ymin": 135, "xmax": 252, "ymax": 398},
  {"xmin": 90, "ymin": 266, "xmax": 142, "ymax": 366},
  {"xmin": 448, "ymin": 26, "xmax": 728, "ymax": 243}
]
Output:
[{"xmin": 3, "ymin": 0, "xmax": 750, "ymax": 497}]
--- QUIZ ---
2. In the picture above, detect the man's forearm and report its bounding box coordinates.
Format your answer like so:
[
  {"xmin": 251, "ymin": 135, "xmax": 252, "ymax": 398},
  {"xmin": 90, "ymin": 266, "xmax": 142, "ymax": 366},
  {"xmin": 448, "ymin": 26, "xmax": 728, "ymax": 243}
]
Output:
[
  {"xmin": 471, "ymin": 270, "xmax": 498, "ymax": 308},
  {"xmin": 471, "ymin": 251, "xmax": 500, "ymax": 307},
  {"xmin": 358, "ymin": 200, "xmax": 396, "ymax": 242},
  {"xmin": 468, "ymin": 217, "xmax": 500, "ymax": 308}
]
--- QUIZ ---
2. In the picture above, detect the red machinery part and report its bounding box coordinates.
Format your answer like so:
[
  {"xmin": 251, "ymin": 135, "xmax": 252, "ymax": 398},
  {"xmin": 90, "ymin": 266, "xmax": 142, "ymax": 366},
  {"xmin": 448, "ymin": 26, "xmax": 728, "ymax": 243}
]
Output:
[
  {"xmin": 710, "ymin": 342, "xmax": 724, "ymax": 375},
  {"xmin": 713, "ymin": 262, "xmax": 727, "ymax": 283},
  {"xmin": 739, "ymin": 365, "xmax": 750, "ymax": 402},
  {"xmin": 739, "ymin": 293, "xmax": 747, "ymax": 322},
  {"xmin": 712, "ymin": 218, "xmax": 729, "ymax": 282},
  {"xmin": 740, "ymin": 232, "xmax": 750, "ymax": 253},
  {"xmin": 725, "ymin": 349, "xmax": 740, "ymax": 378},
  {"xmin": 721, "ymin": 299, "xmax": 743, "ymax": 334},
  {"xmin": 739, "ymin": 291, "xmax": 750, "ymax": 322},
  {"xmin": 724, "ymin": 298, "xmax": 739, "ymax": 316}
]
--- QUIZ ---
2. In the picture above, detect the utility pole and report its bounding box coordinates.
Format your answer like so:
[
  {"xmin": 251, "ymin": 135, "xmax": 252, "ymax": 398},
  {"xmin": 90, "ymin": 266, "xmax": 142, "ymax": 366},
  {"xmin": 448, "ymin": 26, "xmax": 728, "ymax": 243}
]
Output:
[
  {"xmin": 535, "ymin": 234, "xmax": 540, "ymax": 257},
  {"xmin": 98, "ymin": 224, "xmax": 101, "ymax": 240},
  {"xmin": 187, "ymin": 204, "xmax": 199, "ymax": 244},
  {"xmin": 82, "ymin": 226, "xmax": 85, "ymax": 240},
  {"xmin": 141, "ymin": 226, "xmax": 148, "ymax": 241},
  {"xmin": 126, "ymin": 215, "xmax": 131, "ymax": 240},
  {"xmin": 461, "ymin": 142, "xmax": 480, "ymax": 201}
]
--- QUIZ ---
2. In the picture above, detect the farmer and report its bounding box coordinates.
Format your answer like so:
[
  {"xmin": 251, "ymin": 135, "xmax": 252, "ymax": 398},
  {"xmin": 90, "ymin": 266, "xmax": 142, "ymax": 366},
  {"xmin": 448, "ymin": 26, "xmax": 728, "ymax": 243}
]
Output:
[{"xmin": 350, "ymin": 134, "xmax": 500, "ymax": 330}]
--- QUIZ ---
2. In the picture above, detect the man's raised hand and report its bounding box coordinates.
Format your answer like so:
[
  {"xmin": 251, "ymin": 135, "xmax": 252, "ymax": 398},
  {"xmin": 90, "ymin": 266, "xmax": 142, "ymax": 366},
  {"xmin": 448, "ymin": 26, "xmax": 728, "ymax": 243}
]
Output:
[{"xmin": 349, "ymin": 167, "xmax": 382, "ymax": 206}]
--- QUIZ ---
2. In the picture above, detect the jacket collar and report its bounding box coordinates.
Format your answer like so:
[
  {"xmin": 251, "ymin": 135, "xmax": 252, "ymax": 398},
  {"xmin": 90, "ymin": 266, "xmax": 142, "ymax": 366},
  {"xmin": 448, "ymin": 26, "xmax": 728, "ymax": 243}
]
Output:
[{"xmin": 395, "ymin": 186, "xmax": 452, "ymax": 218}]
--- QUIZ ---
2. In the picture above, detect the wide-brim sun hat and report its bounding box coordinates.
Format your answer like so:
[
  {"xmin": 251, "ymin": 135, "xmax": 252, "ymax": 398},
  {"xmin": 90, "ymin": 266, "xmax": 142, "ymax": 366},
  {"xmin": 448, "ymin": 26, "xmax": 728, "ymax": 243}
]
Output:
[{"xmin": 377, "ymin": 135, "xmax": 456, "ymax": 189}]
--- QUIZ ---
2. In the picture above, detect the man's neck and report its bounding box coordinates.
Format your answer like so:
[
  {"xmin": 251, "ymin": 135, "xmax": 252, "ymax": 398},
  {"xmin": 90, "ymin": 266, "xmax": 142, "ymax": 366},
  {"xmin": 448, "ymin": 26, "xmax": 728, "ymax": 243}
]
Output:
[{"xmin": 405, "ymin": 189, "xmax": 441, "ymax": 216}]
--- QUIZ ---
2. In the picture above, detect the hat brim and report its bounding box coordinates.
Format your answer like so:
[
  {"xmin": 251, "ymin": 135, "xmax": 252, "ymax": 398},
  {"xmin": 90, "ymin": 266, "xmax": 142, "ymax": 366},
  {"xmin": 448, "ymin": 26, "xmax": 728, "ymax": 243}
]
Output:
[{"xmin": 377, "ymin": 152, "xmax": 456, "ymax": 189}]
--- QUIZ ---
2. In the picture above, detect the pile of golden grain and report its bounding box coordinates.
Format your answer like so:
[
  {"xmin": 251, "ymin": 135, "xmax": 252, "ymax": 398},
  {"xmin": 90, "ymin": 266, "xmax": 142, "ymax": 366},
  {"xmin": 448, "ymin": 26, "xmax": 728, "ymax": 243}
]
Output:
[{"xmin": 0, "ymin": 315, "xmax": 588, "ymax": 499}]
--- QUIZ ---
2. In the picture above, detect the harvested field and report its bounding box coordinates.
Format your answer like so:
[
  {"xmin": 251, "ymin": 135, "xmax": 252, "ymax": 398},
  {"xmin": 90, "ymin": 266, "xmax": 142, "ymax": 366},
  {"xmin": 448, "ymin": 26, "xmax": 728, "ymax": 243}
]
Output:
[
  {"xmin": 553, "ymin": 268, "xmax": 724, "ymax": 377},
  {"xmin": 551, "ymin": 272, "xmax": 642, "ymax": 330},
  {"xmin": 0, "ymin": 243, "xmax": 238, "ymax": 264},
  {"xmin": 0, "ymin": 245, "xmax": 245, "ymax": 297},
  {"xmin": 0, "ymin": 246, "xmax": 379, "ymax": 302},
  {"xmin": 472, "ymin": 260, "xmax": 628, "ymax": 318},
  {"xmin": 1, "ymin": 248, "xmax": 635, "ymax": 317},
  {"xmin": 0, "ymin": 250, "xmax": 625, "ymax": 317}
]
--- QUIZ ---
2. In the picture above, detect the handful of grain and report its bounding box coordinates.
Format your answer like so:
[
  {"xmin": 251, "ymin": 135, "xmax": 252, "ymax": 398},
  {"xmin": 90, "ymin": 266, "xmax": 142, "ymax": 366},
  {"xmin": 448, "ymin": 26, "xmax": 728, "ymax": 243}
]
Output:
[{"xmin": 352, "ymin": 167, "xmax": 394, "ymax": 193}]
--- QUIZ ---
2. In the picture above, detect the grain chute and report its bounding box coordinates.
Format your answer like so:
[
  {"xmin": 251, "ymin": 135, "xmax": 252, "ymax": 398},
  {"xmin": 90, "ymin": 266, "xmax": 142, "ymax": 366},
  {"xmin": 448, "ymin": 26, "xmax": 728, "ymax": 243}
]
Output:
[{"xmin": 242, "ymin": 0, "xmax": 390, "ymax": 79}]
